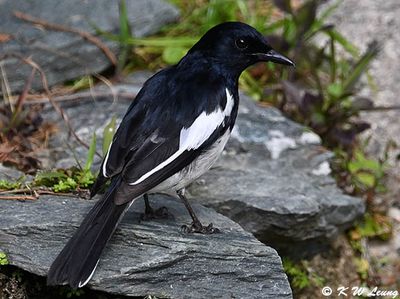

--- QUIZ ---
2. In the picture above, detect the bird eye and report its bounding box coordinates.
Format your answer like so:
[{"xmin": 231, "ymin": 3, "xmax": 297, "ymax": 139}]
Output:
[{"xmin": 235, "ymin": 38, "xmax": 248, "ymax": 50}]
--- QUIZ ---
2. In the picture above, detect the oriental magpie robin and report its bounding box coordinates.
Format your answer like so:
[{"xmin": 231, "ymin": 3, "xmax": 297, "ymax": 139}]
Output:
[{"xmin": 47, "ymin": 21, "xmax": 293, "ymax": 288}]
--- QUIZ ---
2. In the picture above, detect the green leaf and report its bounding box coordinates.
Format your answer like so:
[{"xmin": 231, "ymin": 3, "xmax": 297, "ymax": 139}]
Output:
[
  {"xmin": 329, "ymin": 35, "xmax": 337, "ymax": 82},
  {"xmin": 34, "ymin": 171, "xmax": 67, "ymax": 187},
  {"xmin": 342, "ymin": 41, "xmax": 379, "ymax": 93},
  {"xmin": 354, "ymin": 257, "xmax": 369, "ymax": 280},
  {"xmin": 119, "ymin": 0, "xmax": 131, "ymax": 41},
  {"xmin": 0, "ymin": 252, "xmax": 8, "ymax": 265},
  {"xmin": 117, "ymin": 0, "xmax": 133, "ymax": 71},
  {"xmin": 0, "ymin": 179, "xmax": 21, "ymax": 190},
  {"xmin": 327, "ymin": 82, "xmax": 343, "ymax": 98},
  {"xmin": 78, "ymin": 171, "xmax": 95, "ymax": 188},
  {"xmin": 53, "ymin": 177, "xmax": 78, "ymax": 193},
  {"xmin": 327, "ymin": 29, "xmax": 359, "ymax": 57},
  {"xmin": 348, "ymin": 161, "xmax": 360, "ymax": 174},
  {"xmin": 102, "ymin": 116, "xmax": 117, "ymax": 157},
  {"xmin": 66, "ymin": 75, "xmax": 93, "ymax": 91},
  {"xmin": 352, "ymin": 150, "xmax": 384, "ymax": 176},
  {"xmin": 92, "ymin": 25, "xmax": 198, "ymax": 48},
  {"xmin": 162, "ymin": 47, "xmax": 188, "ymax": 65},
  {"xmin": 283, "ymin": 258, "xmax": 310, "ymax": 290},
  {"xmin": 84, "ymin": 133, "xmax": 97, "ymax": 172},
  {"xmin": 356, "ymin": 172, "xmax": 375, "ymax": 188},
  {"xmin": 283, "ymin": 17, "xmax": 297, "ymax": 44}
]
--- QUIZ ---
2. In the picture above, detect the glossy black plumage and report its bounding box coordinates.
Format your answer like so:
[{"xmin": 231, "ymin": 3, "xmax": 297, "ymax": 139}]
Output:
[
  {"xmin": 47, "ymin": 21, "xmax": 293, "ymax": 288},
  {"xmin": 96, "ymin": 60, "xmax": 237, "ymax": 205},
  {"xmin": 47, "ymin": 178, "xmax": 128, "ymax": 288}
]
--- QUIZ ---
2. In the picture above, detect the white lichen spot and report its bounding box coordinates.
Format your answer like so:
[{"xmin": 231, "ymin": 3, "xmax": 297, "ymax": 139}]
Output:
[
  {"xmin": 264, "ymin": 130, "xmax": 297, "ymax": 159},
  {"xmin": 268, "ymin": 115, "xmax": 287, "ymax": 122},
  {"xmin": 299, "ymin": 131, "xmax": 321, "ymax": 145},
  {"xmin": 311, "ymin": 161, "xmax": 331, "ymax": 176}
]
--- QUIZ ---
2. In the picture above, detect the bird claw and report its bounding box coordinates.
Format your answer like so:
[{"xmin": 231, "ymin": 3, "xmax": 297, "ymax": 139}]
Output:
[{"xmin": 180, "ymin": 222, "xmax": 220, "ymax": 234}]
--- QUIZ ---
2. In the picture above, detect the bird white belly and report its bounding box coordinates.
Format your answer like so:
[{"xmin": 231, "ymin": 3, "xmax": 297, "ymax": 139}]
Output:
[{"xmin": 152, "ymin": 129, "xmax": 231, "ymax": 192}]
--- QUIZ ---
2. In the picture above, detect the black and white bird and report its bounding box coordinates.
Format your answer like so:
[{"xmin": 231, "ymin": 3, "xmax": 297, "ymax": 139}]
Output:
[{"xmin": 47, "ymin": 21, "xmax": 294, "ymax": 288}]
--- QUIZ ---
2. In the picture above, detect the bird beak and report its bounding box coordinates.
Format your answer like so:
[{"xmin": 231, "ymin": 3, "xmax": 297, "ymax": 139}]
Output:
[{"xmin": 256, "ymin": 49, "xmax": 295, "ymax": 67}]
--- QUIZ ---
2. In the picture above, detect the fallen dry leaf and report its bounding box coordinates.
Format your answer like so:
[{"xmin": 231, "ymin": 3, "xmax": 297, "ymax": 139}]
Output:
[{"xmin": 0, "ymin": 33, "xmax": 12, "ymax": 43}]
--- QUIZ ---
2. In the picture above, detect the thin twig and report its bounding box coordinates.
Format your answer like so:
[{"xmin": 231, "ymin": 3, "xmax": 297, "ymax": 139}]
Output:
[
  {"xmin": 359, "ymin": 105, "xmax": 400, "ymax": 112},
  {"xmin": 15, "ymin": 68, "xmax": 36, "ymax": 114},
  {"xmin": 0, "ymin": 53, "xmax": 100, "ymax": 157},
  {"xmin": 9, "ymin": 68, "xmax": 37, "ymax": 129},
  {"xmin": 2, "ymin": 79, "xmax": 140, "ymax": 107},
  {"xmin": 36, "ymin": 190, "xmax": 77, "ymax": 197},
  {"xmin": 93, "ymin": 73, "xmax": 119, "ymax": 104},
  {"xmin": 0, "ymin": 194, "xmax": 38, "ymax": 200},
  {"xmin": 0, "ymin": 188, "xmax": 31, "ymax": 194},
  {"xmin": 13, "ymin": 11, "xmax": 117, "ymax": 66},
  {"xmin": 0, "ymin": 188, "xmax": 83, "ymax": 198},
  {"xmin": 0, "ymin": 62, "xmax": 13, "ymax": 112},
  {"xmin": 5, "ymin": 90, "xmax": 138, "ymax": 106}
]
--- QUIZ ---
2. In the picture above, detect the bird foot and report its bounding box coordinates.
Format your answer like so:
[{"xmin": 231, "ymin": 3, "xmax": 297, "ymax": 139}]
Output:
[
  {"xmin": 140, "ymin": 206, "xmax": 169, "ymax": 221},
  {"xmin": 181, "ymin": 222, "xmax": 220, "ymax": 234}
]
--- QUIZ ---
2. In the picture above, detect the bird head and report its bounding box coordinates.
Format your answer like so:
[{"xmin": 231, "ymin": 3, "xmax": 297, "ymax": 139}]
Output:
[{"xmin": 187, "ymin": 22, "xmax": 294, "ymax": 76}]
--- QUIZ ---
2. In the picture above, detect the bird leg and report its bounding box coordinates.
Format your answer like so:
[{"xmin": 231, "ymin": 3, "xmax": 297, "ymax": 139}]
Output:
[
  {"xmin": 177, "ymin": 189, "xmax": 220, "ymax": 234},
  {"xmin": 140, "ymin": 194, "xmax": 169, "ymax": 220}
]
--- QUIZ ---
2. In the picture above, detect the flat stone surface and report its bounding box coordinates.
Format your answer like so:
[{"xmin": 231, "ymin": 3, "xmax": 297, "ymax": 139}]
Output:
[
  {"xmin": 0, "ymin": 195, "xmax": 292, "ymax": 299},
  {"xmin": 0, "ymin": 164, "xmax": 25, "ymax": 181},
  {"xmin": 0, "ymin": 0, "xmax": 179, "ymax": 92},
  {"xmin": 38, "ymin": 74, "xmax": 365, "ymax": 253},
  {"xmin": 190, "ymin": 97, "xmax": 364, "ymax": 250}
]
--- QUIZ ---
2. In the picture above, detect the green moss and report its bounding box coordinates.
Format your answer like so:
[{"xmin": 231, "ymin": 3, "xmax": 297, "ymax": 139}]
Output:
[
  {"xmin": 0, "ymin": 252, "xmax": 9, "ymax": 266},
  {"xmin": 0, "ymin": 180, "xmax": 21, "ymax": 190},
  {"xmin": 283, "ymin": 258, "xmax": 325, "ymax": 291}
]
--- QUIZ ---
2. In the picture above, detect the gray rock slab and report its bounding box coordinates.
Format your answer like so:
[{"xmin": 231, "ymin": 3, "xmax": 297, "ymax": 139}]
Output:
[
  {"xmin": 189, "ymin": 98, "xmax": 365, "ymax": 248},
  {"xmin": 38, "ymin": 77, "xmax": 364, "ymax": 252},
  {"xmin": 0, "ymin": 195, "xmax": 292, "ymax": 299},
  {"xmin": 0, "ymin": 0, "xmax": 179, "ymax": 92},
  {"xmin": 0, "ymin": 164, "xmax": 25, "ymax": 181}
]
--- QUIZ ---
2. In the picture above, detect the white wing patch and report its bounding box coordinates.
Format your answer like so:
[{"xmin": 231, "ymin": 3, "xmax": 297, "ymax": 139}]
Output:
[
  {"xmin": 129, "ymin": 88, "xmax": 234, "ymax": 185},
  {"xmin": 180, "ymin": 88, "xmax": 233, "ymax": 150},
  {"xmin": 78, "ymin": 260, "xmax": 99, "ymax": 288},
  {"xmin": 102, "ymin": 142, "xmax": 113, "ymax": 177}
]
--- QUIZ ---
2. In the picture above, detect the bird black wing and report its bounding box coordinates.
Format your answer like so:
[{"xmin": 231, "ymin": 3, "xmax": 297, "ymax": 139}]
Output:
[{"xmin": 91, "ymin": 67, "xmax": 233, "ymax": 205}]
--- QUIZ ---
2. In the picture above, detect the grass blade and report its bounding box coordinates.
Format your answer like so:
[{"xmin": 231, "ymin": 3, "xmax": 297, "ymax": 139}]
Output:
[
  {"xmin": 102, "ymin": 116, "xmax": 117, "ymax": 157},
  {"xmin": 342, "ymin": 41, "xmax": 379, "ymax": 94},
  {"xmin": 84, "ymin": 132, "xmax": 97, "ymax": 172},
  {"xmin": 328, "ymin": 29, "xmax": 359, "ymax": 57}
]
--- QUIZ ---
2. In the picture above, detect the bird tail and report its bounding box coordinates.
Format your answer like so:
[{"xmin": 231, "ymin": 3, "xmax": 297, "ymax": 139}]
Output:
[{"xmin": 47, "ymin": 177, "xmax": 131, "ymax": 288}]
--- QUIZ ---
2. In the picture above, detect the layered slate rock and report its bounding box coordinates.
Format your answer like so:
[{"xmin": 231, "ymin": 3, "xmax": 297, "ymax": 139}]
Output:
[
  {"xmin": 0, "ymin": 0, "xmax": 178, "ymax": 92},
  {"xmin": 190, "ymin": 98, "xmax": 365, "ymax": 249},
  {"xmin": 38, "ymin": 76, "xmax": 365, "ymax": 254},
  {"xmin": 0, "ymin": 195, "xmax": 292, "ymax": 298}
]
